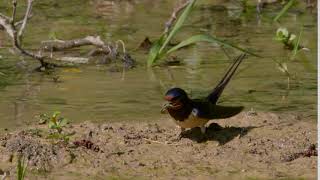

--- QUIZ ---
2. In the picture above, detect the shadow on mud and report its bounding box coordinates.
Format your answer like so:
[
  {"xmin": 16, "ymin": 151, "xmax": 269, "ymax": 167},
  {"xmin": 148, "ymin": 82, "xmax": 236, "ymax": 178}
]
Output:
[{"xmin": 181, "ymin": 122, "xmax": 257, "ymax": 144}]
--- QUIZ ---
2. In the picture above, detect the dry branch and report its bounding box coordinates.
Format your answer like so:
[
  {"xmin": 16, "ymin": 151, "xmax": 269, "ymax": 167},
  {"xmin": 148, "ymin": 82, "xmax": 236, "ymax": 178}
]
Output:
[
  {"xmin": 18, "ymin": 0, "xmax": 33, "ymax": 40},
  {"xmin": 41, "ymin": 36, "xmax": 110, "ymax": 53},
  {"xmin": 0, "ymin": 1, "xmax": 135, "ymax": 70},
  {"xmin": 0, "ymin": 0, "xmax": 46, "ymax": 67},
  {"xmin": 164, "ymin": 0, "xmax": 189, "ymax": 34}
]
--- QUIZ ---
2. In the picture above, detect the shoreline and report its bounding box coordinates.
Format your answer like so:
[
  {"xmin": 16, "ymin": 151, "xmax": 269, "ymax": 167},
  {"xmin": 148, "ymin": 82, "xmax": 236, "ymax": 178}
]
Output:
[{"xmin": 0, "ymin": 111, "xmax": 317, "ymax": 179}]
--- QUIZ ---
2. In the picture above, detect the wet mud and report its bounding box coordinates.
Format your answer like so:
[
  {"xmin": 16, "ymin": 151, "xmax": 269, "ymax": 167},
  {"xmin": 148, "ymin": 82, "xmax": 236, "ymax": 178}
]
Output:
[{"xmin": 0, "ymin": 112, "xmax": 317, "ymax": 179}]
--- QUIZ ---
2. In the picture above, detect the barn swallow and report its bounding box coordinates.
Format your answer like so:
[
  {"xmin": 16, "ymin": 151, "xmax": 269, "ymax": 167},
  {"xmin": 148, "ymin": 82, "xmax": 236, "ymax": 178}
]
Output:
[{"xmin": 162, "ymin": 53, "xmax": 247, "ymax": 135}]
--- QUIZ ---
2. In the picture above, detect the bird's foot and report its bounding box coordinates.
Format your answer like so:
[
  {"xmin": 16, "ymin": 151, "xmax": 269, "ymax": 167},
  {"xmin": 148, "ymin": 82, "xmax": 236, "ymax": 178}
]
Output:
[{"xmin": 173, "ymin": 127, "xmax": 186, "ymax": 141}]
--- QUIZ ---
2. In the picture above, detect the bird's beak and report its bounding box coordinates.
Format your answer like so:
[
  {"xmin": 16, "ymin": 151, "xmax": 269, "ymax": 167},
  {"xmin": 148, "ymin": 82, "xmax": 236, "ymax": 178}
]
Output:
[{"xmin": 161, "ymin": 103, "xmax": 173, "ymax": 113}]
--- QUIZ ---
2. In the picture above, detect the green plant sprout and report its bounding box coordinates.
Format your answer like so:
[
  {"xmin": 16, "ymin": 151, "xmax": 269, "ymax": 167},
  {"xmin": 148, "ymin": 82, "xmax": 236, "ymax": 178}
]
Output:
[
  {"xmin": 38, "ymin": 111, "xmax": 72, "ymax": 143},
  {"xmin": 48, "ymin": 111, "xmax": 68, "ymax": 134}
]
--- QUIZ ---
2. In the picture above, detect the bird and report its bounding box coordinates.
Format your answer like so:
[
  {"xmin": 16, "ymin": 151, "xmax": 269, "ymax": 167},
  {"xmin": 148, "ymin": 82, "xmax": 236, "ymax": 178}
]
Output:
[{"xmin": 161, "ymin": 53, "xmax": 247, "ymax": 135}]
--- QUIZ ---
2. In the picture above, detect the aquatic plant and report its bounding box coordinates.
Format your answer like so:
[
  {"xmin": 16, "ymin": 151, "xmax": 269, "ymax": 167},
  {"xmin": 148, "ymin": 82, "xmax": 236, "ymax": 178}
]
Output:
[
  {"xmin": 234, "ymin": 0, "xmax": 250, "ymax": 13},
  {"xmin": 275, "ymin": 27, "xmax": 300, "ymax": 50},
  {"xmin": 273, "ymin": 27, "xmax": 307, "ymax": 90},
  {"xmin": 147, "ymin": 0, "xmax": 259, "ymax": 67},
  {"xmin": 17, "ymin": 155, "xmax": 28, "ymax": 180},
  {"xmin": 273, "ymin": 0, "xmax": 297, "ymax": 22}
]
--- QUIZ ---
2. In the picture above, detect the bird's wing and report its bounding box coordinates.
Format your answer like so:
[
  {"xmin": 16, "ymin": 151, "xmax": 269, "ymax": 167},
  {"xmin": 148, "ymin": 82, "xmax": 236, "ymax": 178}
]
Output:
[
  {"xmin": 192, "ymin": 100, "xmax": 243, "ymax": 119},
  {"xmin": 206, "ymin": 53, "xmax": 247, "ymax": 104},
  {"xmin": 210, "ymin": 105, "xmax": 244, "ymax": 119}
]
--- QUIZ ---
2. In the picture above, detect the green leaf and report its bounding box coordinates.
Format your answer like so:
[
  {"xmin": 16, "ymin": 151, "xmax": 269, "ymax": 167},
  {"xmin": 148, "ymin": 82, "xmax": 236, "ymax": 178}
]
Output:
[
  {"xmin": 147, "ymin": 35, "xmax": 165, "ymax": 67},
  {"xmin": 58, "ymin": 118, "xmax": 68, "ymax": 127},
  {"xmin": 291, "ymin": 28, "xmax": 302, "ymax": 59},
  {"xmin": 52, "ymin": 111, "xmax": 60, "ymax": 118},
  {"xmin": 17, "ymin": 156, "xmax": 27, "ymax": 180},
  {"xmin": 158, "ymin": 0, "xmax": 196, "ymax": 56},
  {"xmin": 273, "ymin": 0, "xmax": 296, "ymax": 22},
  {"xmin": 48, "ymin": 121, "xmax": 57, "ymax": 129},
  {"xmin": 166, "ymin": 34, "xmax": 261, "ymax": 57}
]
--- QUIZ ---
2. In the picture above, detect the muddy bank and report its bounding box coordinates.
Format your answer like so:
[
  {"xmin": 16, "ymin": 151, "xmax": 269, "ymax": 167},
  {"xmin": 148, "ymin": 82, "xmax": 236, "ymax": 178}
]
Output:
[{"xmin": 0, "ymin": 112, "xmax": 317, "ymax": 180}]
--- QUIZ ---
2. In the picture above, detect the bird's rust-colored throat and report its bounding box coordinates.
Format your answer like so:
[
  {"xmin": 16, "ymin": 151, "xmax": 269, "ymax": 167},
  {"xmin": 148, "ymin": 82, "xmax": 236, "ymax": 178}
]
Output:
[{"xmin": 164, "ymin": 95, "xmax": 174, "ymax": 101}]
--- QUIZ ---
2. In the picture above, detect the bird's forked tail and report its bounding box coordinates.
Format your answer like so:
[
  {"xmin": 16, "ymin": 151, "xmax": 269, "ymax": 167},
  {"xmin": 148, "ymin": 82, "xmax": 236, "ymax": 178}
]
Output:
[{"xmin": 207, "ymin": 53, "xmax": 247, "ymax": 104}]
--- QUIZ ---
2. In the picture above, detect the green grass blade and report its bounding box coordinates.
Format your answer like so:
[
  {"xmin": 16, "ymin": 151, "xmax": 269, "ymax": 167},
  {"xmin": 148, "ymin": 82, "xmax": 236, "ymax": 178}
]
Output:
[
  {"xmin": 147, "ymin": 35, "xmax": 165, "ymax": 67},
  {"xmin": 158, "ymin": 0, "xmax": 196, "ymax": 55},
  {"xmin": 17, "ymin": 156, "xmax": 27, "ymax": 180},
  {"xmin": 273, "ymin": 0, "xmax": 296, "ymax": 22},
  {"xmin": 291, "ymin": 27, "xmax": 302, "ymax": 59},
  {"xmin": 166, "ymin": 34, "xmax": 261, "ymax": 57}
]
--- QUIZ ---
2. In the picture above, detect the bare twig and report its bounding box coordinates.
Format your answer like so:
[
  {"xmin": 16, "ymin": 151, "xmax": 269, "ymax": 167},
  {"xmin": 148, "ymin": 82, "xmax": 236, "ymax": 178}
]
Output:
[
  {"xmin": 0, "ymin": 1, "xmax": 47, "ymax": 67},
  {"xmin": 18, "ymin": 0, "xmax": 33, "ymax": 41},
  {"xmin": 143, "ymin": 138, "xmax": 181, "ymax": 146},
  {"xmin": 164, "ymin": 0, "xmax": 189, "ymax": 34},
  {"xmin": 41, "ymin": 36, "xmax": 111, "ymax": 54},
  {"xmin": 11, "ymin": 0, "xmax": 17, "ymax": 24},
  {"xmin": 0, "ymin": 13, "xmax": 14, "ymax": 38},
  {"xmin": 0, "ymin": 1, "xmax": 134, "ymax": 69}
]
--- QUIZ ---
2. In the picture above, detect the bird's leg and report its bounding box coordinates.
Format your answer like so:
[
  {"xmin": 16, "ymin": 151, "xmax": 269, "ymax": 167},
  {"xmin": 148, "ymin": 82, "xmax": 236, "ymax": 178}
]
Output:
[
  {"xmin": 176, "ymin": 127, "xmax": 186, "ymax": 140},
  {"xmin": 200, "ymin": 126, "xmax": 206, "ymax": 134}
]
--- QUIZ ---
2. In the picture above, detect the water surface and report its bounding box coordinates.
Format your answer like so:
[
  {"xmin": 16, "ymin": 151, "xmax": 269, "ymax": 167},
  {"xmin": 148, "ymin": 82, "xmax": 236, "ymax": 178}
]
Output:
[{"xmin": 0, "ymin": 0, "xmax": 317, "ymax": 129}]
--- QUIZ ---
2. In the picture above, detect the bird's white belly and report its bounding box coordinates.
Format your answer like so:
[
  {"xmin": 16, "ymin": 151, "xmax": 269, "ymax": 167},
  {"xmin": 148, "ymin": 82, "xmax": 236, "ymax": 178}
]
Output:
[{"xmin": 173, "ymin": 114, "xmax": 209, "ymax": 129}]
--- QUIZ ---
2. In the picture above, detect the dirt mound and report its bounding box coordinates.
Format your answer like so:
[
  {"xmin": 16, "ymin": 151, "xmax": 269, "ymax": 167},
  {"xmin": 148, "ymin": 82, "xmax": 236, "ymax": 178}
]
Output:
[{"xmin": 0, "ymin": 112, "xmax": 317, "ymax": 179}]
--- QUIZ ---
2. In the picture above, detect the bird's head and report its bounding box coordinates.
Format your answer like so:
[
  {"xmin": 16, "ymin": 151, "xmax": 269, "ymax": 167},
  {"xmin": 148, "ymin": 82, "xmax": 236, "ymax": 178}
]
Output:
[{"xmin": 161, "ymin": 87, "xmax": 189, "ymax": 112}]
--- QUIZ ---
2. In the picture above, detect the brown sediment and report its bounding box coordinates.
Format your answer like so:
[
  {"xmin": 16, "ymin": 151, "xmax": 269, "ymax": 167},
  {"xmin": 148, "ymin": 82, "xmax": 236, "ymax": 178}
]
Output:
[{"xmin": 0, "ymin": 112, "xmax": 316, "ymax": 179}]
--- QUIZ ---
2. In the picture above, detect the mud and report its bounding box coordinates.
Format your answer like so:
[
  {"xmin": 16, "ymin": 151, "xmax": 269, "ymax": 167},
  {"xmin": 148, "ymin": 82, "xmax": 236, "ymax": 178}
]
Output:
[{"xmin": 0, "ymin": 112, "xmax": 317, "ymax": 180}]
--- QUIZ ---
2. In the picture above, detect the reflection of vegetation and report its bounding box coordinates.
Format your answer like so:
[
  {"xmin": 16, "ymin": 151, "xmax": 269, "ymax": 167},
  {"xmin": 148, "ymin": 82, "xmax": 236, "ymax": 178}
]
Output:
[
  {"xmin": 0, "ymin": 61, "xmax": 20, "ymax": 89},
  {"xmin": 147, "ymin": 0, "xmax": 259, "ymax": 67}
]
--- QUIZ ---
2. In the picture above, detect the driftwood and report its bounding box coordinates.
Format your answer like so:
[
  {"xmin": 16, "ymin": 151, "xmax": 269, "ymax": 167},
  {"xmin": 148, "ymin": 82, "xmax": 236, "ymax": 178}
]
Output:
[
  {"xmin": 0, "ymin": 1, "xmax": 135, "ymax": 70},
  {"xmin": 41, "ymin": 36, "xmax": 110, "ymax": 52},
  {"xmin": 0, "ymin": 0, "xmax": 47, "ymax": 66}
]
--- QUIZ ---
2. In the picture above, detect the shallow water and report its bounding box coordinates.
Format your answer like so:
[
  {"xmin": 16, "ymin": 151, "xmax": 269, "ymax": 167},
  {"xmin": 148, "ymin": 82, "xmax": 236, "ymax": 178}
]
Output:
[{"xmin": 0, "ymin": 0, "xmax": 317, "ymax": 129}]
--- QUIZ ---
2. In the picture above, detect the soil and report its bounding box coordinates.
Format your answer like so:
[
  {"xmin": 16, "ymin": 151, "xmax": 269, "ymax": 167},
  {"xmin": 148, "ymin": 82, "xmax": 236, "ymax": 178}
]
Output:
[{"xmin": 0, "ymin": 112, "xmax": 317, "ymax": 180}]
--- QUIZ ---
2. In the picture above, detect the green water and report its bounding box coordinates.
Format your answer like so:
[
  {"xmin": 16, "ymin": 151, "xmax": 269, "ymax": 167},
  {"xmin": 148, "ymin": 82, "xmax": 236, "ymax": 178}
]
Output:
[{"xmin": 0, "ymin": 0, "xmax": 317, "ymax": 129}]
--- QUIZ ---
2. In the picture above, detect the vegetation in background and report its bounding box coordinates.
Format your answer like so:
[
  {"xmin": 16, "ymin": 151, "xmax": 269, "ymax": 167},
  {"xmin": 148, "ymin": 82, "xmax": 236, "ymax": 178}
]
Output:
[
  {"xmin": 0, "ymin": 61, "xmax": 20, "ymax": 89},
  {"xmin": 275, "ymin": 27, "xmax": 304, "ymax": 51},
  {"xmin": 147, "ymin": 0, "xmax": 260, "ymax": 67},
  {"xmin": 273, "ymin": 26, "xmax": 308, "ymax": 90},
  {"xmin": 273, "ymin": 0, "xmax": 297, "ymax": 22}
]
